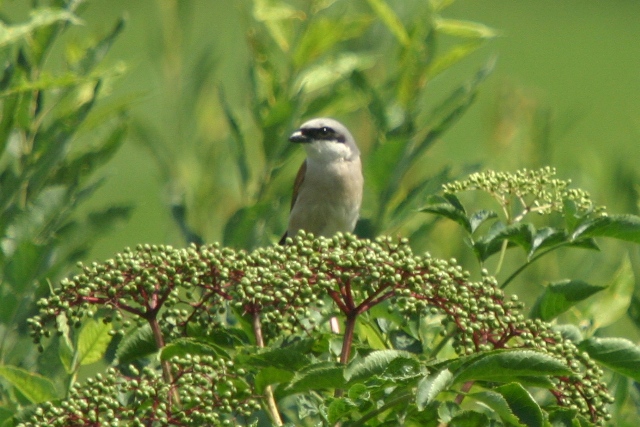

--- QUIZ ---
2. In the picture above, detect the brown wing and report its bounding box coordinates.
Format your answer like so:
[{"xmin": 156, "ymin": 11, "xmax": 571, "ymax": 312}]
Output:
[
  {"xmin": 279, "ymin": 160, "xmax": 307, "ymax": 245},
  {"xmin": 290, "ymin": 160, "xmax": 307, "ymax": 211}
]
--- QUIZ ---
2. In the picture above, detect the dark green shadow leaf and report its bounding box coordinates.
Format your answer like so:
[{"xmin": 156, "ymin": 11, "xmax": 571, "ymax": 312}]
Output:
[
  {"xmin": 530, "ymin": 280, "xmax": 606, "ymax": 321},
  {"xmin": 578, "ymin": 337, "xmax": 640, "ymax": 382}
]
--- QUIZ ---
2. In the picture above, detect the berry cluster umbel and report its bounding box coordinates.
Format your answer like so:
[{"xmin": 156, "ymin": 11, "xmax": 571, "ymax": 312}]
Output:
[{"xmin": 27, "ymin": 233, "xmax": 612, "ymax": 425}]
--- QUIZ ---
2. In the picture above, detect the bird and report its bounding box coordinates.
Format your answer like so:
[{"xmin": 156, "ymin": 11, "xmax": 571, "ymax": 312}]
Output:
[{"xmin": 279, "ymin": 118, "xmax": 363, "ymax": 245}]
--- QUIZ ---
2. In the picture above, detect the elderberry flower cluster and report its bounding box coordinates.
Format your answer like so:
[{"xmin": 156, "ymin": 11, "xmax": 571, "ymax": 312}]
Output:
[
  {"xmin": 27, "ymin": 233, "xmax": 612, "ymax": 424},
  {"xmin": 18, "ymin": 356, "xmax": 259, "ymax": 427},
  {"xmin": 443, "ymin": 167, "xmax": 604, "ymax": 217}
]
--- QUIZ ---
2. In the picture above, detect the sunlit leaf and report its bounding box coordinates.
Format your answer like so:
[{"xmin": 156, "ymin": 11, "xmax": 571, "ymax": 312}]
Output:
[
  {"xmin": 0, "ymin": 8, "xmax": 81, "ymax": 48},
  {"xmin": 344, "ymin": 349, "xmax": 414, "ymax": 382},
  {"xmin": 0, "ymin": 365, "xmax": 58, "ymax": 404},
  {"xmin": 416, "ymin": 369, "xmax": 453, "ymax": 410},
  {"xmin": 76, "ymin": 318, "xmax": 113, "ymax": 366},
  {"xmin": 294, "ymin": 53, "xmax": 376, "ymax": 93},
  {"xmin": 284, "ymin": 362, "xmax": 345, "ymax": 395},
  {"xmin": 467, "ymin": 389, "xmax": 527, "ymax": 427}
]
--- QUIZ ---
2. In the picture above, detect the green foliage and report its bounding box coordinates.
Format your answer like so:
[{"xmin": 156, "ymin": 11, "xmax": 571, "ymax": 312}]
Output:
[{"xmin": 0, "ymin": 0, "xmax": 129, "ymax": 420}]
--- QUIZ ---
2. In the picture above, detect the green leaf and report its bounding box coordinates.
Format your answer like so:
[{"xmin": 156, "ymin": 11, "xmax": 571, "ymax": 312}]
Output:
[
  {"xmin": 3, "ymin": 240, "xmax": 51, "ymax": 294},
  {"xmin": 328, "ymin": 397, "xmax": 358, "ymax": 425},
  {"xmin": 472, "ymin": 222, "xmax": 533, "ymax": 262},
  {"xmin": 434, "ymin": 17, "xmax": 500, "ymax": 39},
  {"xmin": 293, "ymin": 16, "xmax": 373, "ymax": 66},
  {"xmin": 578, "ymin": 337, "xmax": 640, "ymax": 382},
  {"xmin": 294, "ymin": 52, "xmax": 376, "ymax": 93},
  {"xmin": 223, "ymin": 202, "xmax": 274, "ymax": 249},
  {"xmin": 467, "ymin": 389, "xmax": 527, "ymax": 427},
  {"xmin": 494, "ymin": 383, "xmax": 543, "ymax": 427},
  {"xmin": 76, "ymin": 318, "xmax": 113, "ymax": 366},
  {"xmin": 114, "ymin": 325, "xmax": 156, "ymax": 365},
  {"xmin": 254, "ymin": 367, "xmax": 293, "ymax": 394},
  {"xmin": 238, "ymin": 339, "xmax": 314, "ymax": 371},
  {"xmin": 448, "ymin": 410, "xmax": 491, "ymax": 427},
  {"xmin": 583, "ymin": 256, "xmax": 634, "ymax": 329},
  {"xmin": 529, "ymin": 227, "xmax": 567, "ymax": 258},
  {"xmin": 284, "ymin": 362, "xmax": 345, "ymax": 395},
  {"xmin": 416, "ymin": 369, "xmax": 453, "ymax": 410},
  {"xmin": 344, "ymin": 349, "xmax": 414, "ymax": 382},
  {"xmin": 469, "ymin": 210, "xmax": 498, "ymax": 233},
  {"xmin": 0, "ymin": 8, "xmax": 81, "ymax": 48},
  {"xmin": 420, "ymin": 194, "xmax": 471, "ymax": 233},
  {"xmin": 0, "ymin": 365, "xmax": 58, "ymax": 403},
  {"xmin": 572, "ymin": 214, "xmax": 640, "ymax": 244},
  {"xmin": 364, "ymin": 0, "xmax": 410, "ymax": 46},
  {"xmin": 219, "ymin": 86, "xmax": 250, "ymax": 192},
  {"xmin": 530, "ymin": 280, "xmax": 606, "ymax": 321},
  {"xmin": 366, "ymin": 135, "xmax": 411, "ymax": 197},
  {"xmin": 453, "ymin": 350, "xmax": 571, "ymax": 384}
]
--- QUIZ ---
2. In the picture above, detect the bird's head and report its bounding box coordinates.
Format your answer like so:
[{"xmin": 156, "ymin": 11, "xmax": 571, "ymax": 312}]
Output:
[{"xmin": 289, "ymin": 118, "xmax": 360, "ymax": 163}]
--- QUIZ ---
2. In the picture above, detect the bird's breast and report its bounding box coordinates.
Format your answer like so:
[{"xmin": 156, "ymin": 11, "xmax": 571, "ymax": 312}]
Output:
[{"xmin": 288, "ymin": 158, "xmax": 363, "ymax": 238}]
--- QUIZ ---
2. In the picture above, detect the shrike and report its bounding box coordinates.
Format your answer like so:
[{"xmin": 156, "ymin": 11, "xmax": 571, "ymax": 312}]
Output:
[{"xmin": 279, "ymin": 118, "xmax": 363, "ymax": 244}]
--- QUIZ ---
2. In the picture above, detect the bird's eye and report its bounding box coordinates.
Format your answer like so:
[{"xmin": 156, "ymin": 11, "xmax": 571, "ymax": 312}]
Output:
[{"xmin": 318, "ymin": 127, "xmax": 330, "ymax": 137}]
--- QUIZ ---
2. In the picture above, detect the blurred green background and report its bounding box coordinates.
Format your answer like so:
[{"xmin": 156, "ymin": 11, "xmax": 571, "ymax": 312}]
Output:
[{"xmin": 66, "ymin": 0, "xmax": 640, "ymax": 259}]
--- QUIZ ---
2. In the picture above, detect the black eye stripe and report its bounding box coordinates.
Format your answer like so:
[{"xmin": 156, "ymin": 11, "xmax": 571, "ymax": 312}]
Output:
[{"xmin": 302, "ymin": 126, "xmax": 345, "ymax": 142}]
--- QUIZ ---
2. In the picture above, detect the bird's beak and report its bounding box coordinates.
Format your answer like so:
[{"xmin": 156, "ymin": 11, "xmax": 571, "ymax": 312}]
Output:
[{"xmin": 289, "ymin": 130, "xmax": 311, "ymax": 143}]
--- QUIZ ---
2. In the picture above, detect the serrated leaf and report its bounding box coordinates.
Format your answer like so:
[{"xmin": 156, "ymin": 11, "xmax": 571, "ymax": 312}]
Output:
[
  {"xmin": 453, "ymin": 350, "xmax": 571, "ymax": 384},
  {"xmin": 0, "ymin": 365, "xmax": 58, "ymax": 403},
  {"xmin": 112, "ymin": 325, "xmax": 155, "ymax": 366},
  {"xmin": 239, "ymin": 339, "xmax": 314, "ymax": 371},
  {"xmin": 254, "ymin": 367, "xmax": 293, "ymax": 394},
  {"xmin": 344, "ymin": 349, "xmax": 414, "ymax": 382},
  {"xmin": 284, "ymin": 362, "xmax": 345, "ymax": 395},
  {"xmin": 494, "ymin": 383, "xmax": 543, "ymax": 427},
  {"xmin": 530, "ymin": 280, "xmax": 606, "ymax": 321},
  {"xmin": 572, "ymin": 214, "xmax": 640, "ymax": 244},
  {"xmin": 416, "ymin": 369, "xmax": 453, "ymax": 410},
  {"xmin": 583, "ymin": 256, "xmax": 634, "ymax": 329},
  {"xmin": 76, "ymin": 318, "xmax": 112, "ymax": 366},
  {"xmin": 578, "ymin": 337, "xmax": 640, "ymax": 382},
  {"xmin": 467, "ymin": 389, "xmax": 526, "ymax": 427}
]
